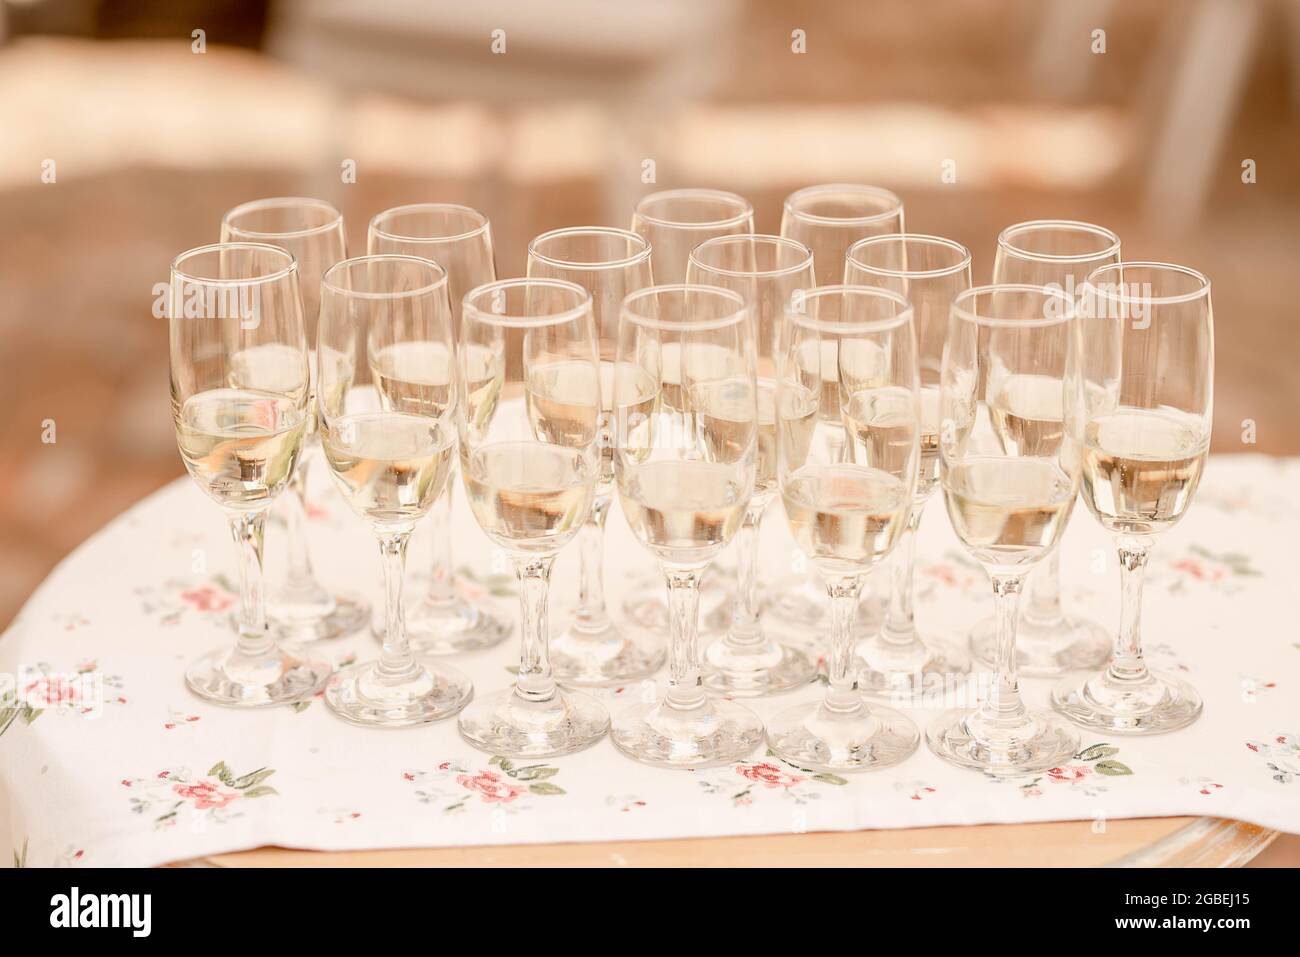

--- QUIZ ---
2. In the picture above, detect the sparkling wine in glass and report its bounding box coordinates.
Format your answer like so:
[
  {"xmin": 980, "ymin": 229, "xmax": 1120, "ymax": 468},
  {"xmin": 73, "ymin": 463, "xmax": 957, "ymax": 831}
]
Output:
[
  {"xmin": 765, "ymin": 285, "xmax": 922, "ymax": 771},
  {"xmin": 366, "ymin": 203, "xmax": 511, "ymax": 654},
  {"xmin": 455, "ymin": 278, "xmax": 610, "ymax": 756},
  {"xmin": 926, "ymin": 283, "xmax": 1082, "ymax": 774},
  {"xmin": 525, "ymin": 226, "xmax": 664, "ymax": 685},
  {"xmin": 609, "ymin": 284, "xmax": 765, "ymax": 768},
  {"xmin": 1051, "ymin": 262, "xmax": 1212, "ymax": 733},
  {"xmin": 221, "ymin": 197, "xmax": 370, "ymax": 643},
  {"xmin": 968, "ymin": 220, "xmax": 1121, "ymax": 677},
  {"xmin": 685, "ymin": 234, "xmax": 819, "ymax": 695},
  {"xmin": 843, "ymin": 234, "xmax": 973, "ymax": 698},
  {"xmin": 316, "ymin": 255, "xmax": 472, "ymax": 727},
  {"xmin": 770, "ymin": 183, "xmax": 904, "ymax": 629},
  {"xmin": 169, "ymin": 242, "xmax": 331, "ymax": 706}
]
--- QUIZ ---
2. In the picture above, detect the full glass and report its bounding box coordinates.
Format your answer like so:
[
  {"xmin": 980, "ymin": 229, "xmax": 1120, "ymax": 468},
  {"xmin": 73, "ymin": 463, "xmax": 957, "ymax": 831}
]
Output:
[
  {"xmin": 316, "ymin": 255, "xmax": 473, "ymax": 727},
  {"xmin": 221, "ymin": 197, "xmax": 369, "ymax": 642},
  {"xmin": 366, "ymin": 204, "xmax": 510, "ymax": 653},
  {"xmin": 169, "ymin": 242, "xmax": 331, "ymax": 706}
]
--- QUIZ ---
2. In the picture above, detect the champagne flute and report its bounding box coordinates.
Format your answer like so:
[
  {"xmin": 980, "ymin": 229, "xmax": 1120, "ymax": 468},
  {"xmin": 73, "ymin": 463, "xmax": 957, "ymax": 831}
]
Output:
[
  {"xmin": 525, "ymin": 226, "xmax": 664, "ymax": 685},
  {"xmin": 969, "ymin": 220, "xmax": 1120, "ymax": 676},
  {"xmin": 767, "ymin": 285, "xmax": 922, "ymax": 770},
  {"xmin": 221, "ymin": 197, "xmax": 369, "ymax": 642},
  {"xmin": 610, "ymin": 284, "xmax": 764, "ymax": 767},
  {"xmin": 843, "ymin": 234, "xmax": 973, "ymax": 697},
  {"xmin": 317, "ymin": 255, "xmax": 473, "ymax": 726},
  {"xmin": 685, "ymin": 234, "xmax": 818, "ymax": 695},
  {"xmin": 1052, "ymin": 263, "xmax": 1212, "ymax": 733},
  {"xmin": 169, "ymin": 242, "xmax": 331, "ymax": 706},
  {"xmin": 770, "ymin": 183, "xmax": 904, "ymax": 628},
  {"xmin": 456, "ymin": 278, "xmax": 610, "ymax": 756},
  {"xmin": 780, "ymin": 184, "xmax": 904, "ymax": 286},
  {"xmin": 366, "ymin": 204, "xmax": 511, "ymax": 653},
  {"xmin": 927, "ymin": 284, "xmax": 1081, "ymax": 774},
  {"xmin": 623, "ymin": 189, "xmax": 754, "ymax": 631},
  {"xmin": 630, "ymin": 188, "xmax": 754, "ymax": 284}
]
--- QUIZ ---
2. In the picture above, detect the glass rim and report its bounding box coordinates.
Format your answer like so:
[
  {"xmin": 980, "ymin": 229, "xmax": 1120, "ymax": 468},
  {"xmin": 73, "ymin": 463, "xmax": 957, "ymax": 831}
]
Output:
[
  {"xmin": 621, "ymin": 283, "xmax": 750, "ymax": 332},
  {"xmin": 462, "ymin": 277, "xmax": 592, "ymax": 328},
  {"xmin": 845, "ymin": 233, "xmax": 972, "ymax": 278},
  {"xmin": 782, "ymin": 183, "xmax": 904, "ymax": 226},
  {"xmin": 527, "ymin": 225, "xmax": 652, "ymax": 270},
  {"xmin": 784, "ymin": 284, "xmax": 913, "ymax": 335},
  {"xmin": 951, "ymin": 283, "xmax": 1075, "ymax": 328},
  {"xmin": 632, "ymin": 188, "xmax": 754, "ymax": 230},
  {"xmin": 170, "ymin": 242, "xmax": 297, "ymax": 286},
  {"xmin": 1083, "ymin": 261, "xmax": 1212, "ymax": 305},
  {"xmin": 996, "ymin": 219, "xmax": 1121, "ymax": 264},
  {"xmin": 367, "ymin": 202, "xmax": 491, "ymax": 244},
  {"xmin": 688, "ymin": 233, "xmax": 815, "ymax": 279},
  {"xmin": 320, "ymin": 254, "xmax": 449, "ymax": 300},
  {"xmin": 221, "ymin": 196, "xmax": 344, "ymax": 240}
]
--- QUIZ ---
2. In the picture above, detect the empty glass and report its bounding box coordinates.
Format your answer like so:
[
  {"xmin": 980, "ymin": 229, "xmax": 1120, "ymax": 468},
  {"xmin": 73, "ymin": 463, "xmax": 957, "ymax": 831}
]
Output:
[{"xmin": 630, "ymin": 188, "xmax": 754, "ymax": 283}]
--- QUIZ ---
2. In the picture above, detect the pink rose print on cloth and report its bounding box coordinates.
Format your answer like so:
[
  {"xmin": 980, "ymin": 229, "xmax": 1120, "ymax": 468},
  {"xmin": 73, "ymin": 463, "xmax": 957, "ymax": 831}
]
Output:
[
  {"xmin": 404, "ymin": 756, "xmax": 567, "ymax": 814},
  {"xmin": 121, "ymin": 761, "xmax": 277, "ymax": 829},
  {"xmin": 134, "ymin": 577, "xmax": 238, "ymax": 627},
  {"xmin": 1245, "ymin": 733, "xmax": 1300, "ymax": 784},
  {"xmin": 700, "ymin": 754, "xmax": 848, "ymax": 807},
  {"xmin": 1, "ymin": 662, "xmax": 126, "ymax": 738},
  {"xmin": 986, "ymin": 743, "xmax": 1134, "ymax": 798},
  {"xmin": 1162, "ymin": 546, "xmax": 1259, "ymax": 595}
]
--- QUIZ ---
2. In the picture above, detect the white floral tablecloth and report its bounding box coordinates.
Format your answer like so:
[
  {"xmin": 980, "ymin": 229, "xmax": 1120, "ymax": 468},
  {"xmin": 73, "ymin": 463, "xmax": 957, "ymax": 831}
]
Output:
[{"xmin": 2, "ymin": 453, "xmax": 1298, "ymax": 867}]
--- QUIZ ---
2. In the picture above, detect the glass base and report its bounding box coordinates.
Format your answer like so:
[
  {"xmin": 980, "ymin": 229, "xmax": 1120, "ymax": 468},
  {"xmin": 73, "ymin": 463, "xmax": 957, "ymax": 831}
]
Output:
[
  {"xmin": 970, "ymin": 612, "xmax": 1111, "ymax": 678},
  {"xmin": 324, "ymin": 657, "xmax": 473, "ymax": 728},
  {"xmin": 374, "ymin": 585, "xmax": 512, "ymax": 655},
  {"xmin": 185, "ymin": 641, "xmax": 331, "ymax": 708},
  {"xmin": 458, "ymin": 686, "xmax": 609, "ymax": 758},
  {"xmin": 853, "ymin": 631, "xmax": 971, "ymax": 702},
  {"xmin": 767, "ymin": 697, "xmax": 919, "ymax": 772},
  {"xmin": 702, "ymin": 632, "xmax": 817, "ymax": 697},
  {"xmin": 1051, "ymin": 668, "xmax": 1203, "ymax": 734},
  {"xmin": 267, "ymin": 586, "xmax": 369, "ymax": 642},
  {"xmin": 550, "ymin": 618, "xmax": 665, "ymax": 687},
  {"xmin": 611, "ymin": 695, "xmax": 764, "ymax": 769},
  {"xmin": 621, "ymin": 572, "xmax": 732, "ymax": 634},
  {"xmin": 926, "ymin": 705, "xmax": 1080, "ymax": 775}
]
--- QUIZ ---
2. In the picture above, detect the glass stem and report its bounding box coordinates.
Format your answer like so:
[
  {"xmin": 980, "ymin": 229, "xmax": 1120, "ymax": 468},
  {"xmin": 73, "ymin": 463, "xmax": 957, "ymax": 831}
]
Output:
[
  {"xmin": 826, "ymin": 574, "xmax": 866, "ymax": 712},
  {"xmin": 1108, "ymin": 534, "xmax": 1153, "ymax": 683},
  {"xmin": 230, "ymin": 510, "xmax": 274, "ymax": 658},
  {"xmin": 513, "ymin": 556, "xmax": 557, "ymax": 703},
  {"xmin": 424, "ymin": 479, "xmax": 457, "ymax": 605},
  {"xmin": 880, "ymin": 507, "xmax": 923, "ymax": 645},
  {"xmin": 981, "ymin": 573, "xmax": 1028, "ymax": 723},
  {"xmin": 1024, "ymin": 546, "xmax": 1064, "ymax": 626},
  {"xmin": 572, "ymin": 493, "xmax": 611, "ymax": 631},
  {"xmin": 726, "ymin": 500, "xmax": 767, "ymax": 646},
  {"xmin": 376, "ymin": 530, "xmax": 420, "ymax": 683},
  {"xmin": 282, "ymin": 452, "xmax": 319, "ymax": 594},
  {"xmin": 664, "ymin": 564, "xmax": 707, "ymax": 710}
]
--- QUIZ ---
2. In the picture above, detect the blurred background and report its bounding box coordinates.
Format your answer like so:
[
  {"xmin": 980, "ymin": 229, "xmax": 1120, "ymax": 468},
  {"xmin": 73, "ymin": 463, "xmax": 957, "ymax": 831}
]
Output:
[{"xmin": 1, "ymin": 0, "xmax": 1298, "ymax": 629}]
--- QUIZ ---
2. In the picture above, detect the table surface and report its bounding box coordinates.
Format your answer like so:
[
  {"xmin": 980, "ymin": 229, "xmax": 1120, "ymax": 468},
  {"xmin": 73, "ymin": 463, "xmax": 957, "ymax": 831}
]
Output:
[{"xmin": 203, "ymin": 816, "xmax": 1279, "ymax": 867}]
